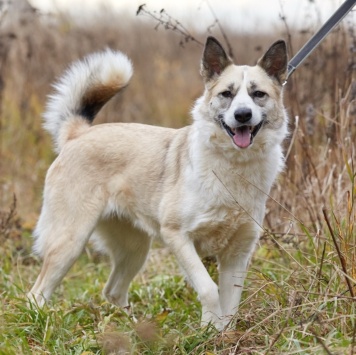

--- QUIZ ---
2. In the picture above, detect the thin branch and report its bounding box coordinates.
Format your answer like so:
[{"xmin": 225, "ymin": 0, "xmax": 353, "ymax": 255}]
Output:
[
  {"xmin": 309, "ymin": 328, "xmax": 333, "ymax": 355},
  {"xmin": 232, "ymin": 169, "xmax": 306, "ymax": 228},
  {"xmin": 204, "ymin": 0, "xmax": 235, "ymax": 60},
  {"xmin": 278, "ymin": 0, "xmax": 294, "ymax": 57},
  {"xmin": 323, "ymin": 208, "xmax": 355, "ymax": 299},
  {"xmin": 351, "ymin": 318, "xmax": 356, "ymax": 355},
  {"xmin": 285, "ymin": 115, "xmax": 299, "ymax": 161},
  {"xmin": 212, "ymin": 170, "xmax": 265, "ymax": 231},
  {"xmin": 264, "ymin": 305, "xmax": 292, "ymax": 354},
  {"xmin": 136, "ymin": 4, "xmax": 204, "ymax": 47},
  {"xmin": 316, "ymin": 241, "xmax": 326, "ymax": 282}
]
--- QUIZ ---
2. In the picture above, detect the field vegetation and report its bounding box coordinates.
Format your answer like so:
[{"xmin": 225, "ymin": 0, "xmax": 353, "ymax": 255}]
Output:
[{"xmin": 0, "ymin": 1, "xmax": 355, "ymax": 354}]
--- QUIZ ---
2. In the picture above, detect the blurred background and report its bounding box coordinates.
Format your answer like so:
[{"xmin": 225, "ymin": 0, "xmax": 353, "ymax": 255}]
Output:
[{"xmin": 0, "ymin": 0, "xmax": 355, "ymax": 235}]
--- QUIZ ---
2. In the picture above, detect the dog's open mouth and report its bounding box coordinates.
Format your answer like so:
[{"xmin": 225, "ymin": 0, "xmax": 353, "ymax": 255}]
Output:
[{"xmin": 221, "ymin": 120, "xmax": 264, "ymax": 148}]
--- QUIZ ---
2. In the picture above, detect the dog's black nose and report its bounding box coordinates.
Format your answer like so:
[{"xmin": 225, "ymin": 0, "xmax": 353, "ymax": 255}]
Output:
[{"xmin": 234, "ymin": 108, "xmax": 252, "ymax": 123}]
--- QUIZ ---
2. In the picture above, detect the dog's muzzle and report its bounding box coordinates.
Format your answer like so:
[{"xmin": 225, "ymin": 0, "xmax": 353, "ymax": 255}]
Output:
[{"xmin": 221, "ymin": 120, "xmax": 264, "ymax": 148}]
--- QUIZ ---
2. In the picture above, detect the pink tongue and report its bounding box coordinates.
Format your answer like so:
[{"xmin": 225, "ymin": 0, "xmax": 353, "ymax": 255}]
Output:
[{"xmin": 233, "ymin": 127, "xmax": 251, "ymax": 148}]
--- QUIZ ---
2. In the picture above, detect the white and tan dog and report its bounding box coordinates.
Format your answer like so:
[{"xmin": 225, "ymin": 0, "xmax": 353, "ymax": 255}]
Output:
[{"xmin": 28, "ymin": 37, "xmax": 288, "ymax": 329}]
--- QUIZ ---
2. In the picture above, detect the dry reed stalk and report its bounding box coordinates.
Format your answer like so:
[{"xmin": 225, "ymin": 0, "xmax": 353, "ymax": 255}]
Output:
[{"xmin": 323, "ymin": 208, "xmax": 355, "ymax": 299}]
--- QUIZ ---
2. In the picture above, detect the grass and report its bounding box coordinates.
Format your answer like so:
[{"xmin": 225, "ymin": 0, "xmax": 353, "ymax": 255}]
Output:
[
  {"xmin": 0, "ymin": 218, "xmax": 208, "ymax": 354},
  {"xmin": 1, "ymin": 1, "xmax": 356, "ymax": 354},
  {"xmin": 2, "ymin": 188, "xmax": 356, "ymax": 354}
]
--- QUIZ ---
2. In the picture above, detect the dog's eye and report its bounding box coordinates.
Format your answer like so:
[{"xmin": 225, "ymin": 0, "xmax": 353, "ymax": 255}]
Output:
[
  {"xmin": 253, "ymin": 91, "xmax": 266, "ymax": 98},
  {"xmin": 221, "ymin": 91, "xmax": 232, "ymax": 98}
]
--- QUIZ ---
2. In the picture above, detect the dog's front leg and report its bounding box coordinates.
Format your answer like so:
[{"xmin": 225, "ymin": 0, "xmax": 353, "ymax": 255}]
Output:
[
  {"xmin": 161, "ymin": 227, "xmax": 223, "ymax": 329},
  {"xmin": 218, "ymin": 231, "xmax": 259, "ymax": 322}
]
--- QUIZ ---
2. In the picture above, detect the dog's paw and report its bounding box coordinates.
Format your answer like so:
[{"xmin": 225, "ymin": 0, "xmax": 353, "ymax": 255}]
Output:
[
  {"xmin": 26, "ymin": 292, "xmax": 46, "ymax": 309},
  {"xmin": 200, "ymin": 310, "xmax": 228, "ymax": 331}
]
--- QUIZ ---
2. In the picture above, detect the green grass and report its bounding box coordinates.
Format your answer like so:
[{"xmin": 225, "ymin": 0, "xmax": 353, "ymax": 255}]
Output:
[
  {"xmin": 1, "ymin": 193, "xmax": 356, "ymax": 354},
  {"xmin": 0, "ymin": 219, "xmax": 217, "ymax": 354}
]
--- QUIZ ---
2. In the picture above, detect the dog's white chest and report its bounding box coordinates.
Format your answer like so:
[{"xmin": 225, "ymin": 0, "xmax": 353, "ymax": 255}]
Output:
[
  {"xmin": 184, "ymin": 179, "xmax": 265, "ymax": 256},
  {"xmin": 188, "ymin": 208, "xmax": 251, "ymax": 256},
  {"xmin": 176, "ymin": 133, "xmax": 286, "ymax": 256}
]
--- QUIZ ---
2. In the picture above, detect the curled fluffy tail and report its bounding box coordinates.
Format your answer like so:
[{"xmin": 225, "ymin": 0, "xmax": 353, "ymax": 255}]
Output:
[{"xmin": 43, "ymin": 49, "xmax": 133, "ymax": 153}]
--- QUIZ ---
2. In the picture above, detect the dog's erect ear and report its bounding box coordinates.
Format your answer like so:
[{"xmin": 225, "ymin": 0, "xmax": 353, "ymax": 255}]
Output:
[
  {"xmin": 201, "ymin": 36, "xmax": 232, "ymax": 81},
  {"xmin": 258, "ymin": 40, "xmax": 288, "ymax": 84}
]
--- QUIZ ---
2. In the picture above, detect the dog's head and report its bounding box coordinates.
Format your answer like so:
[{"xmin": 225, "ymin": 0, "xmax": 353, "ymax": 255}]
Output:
[{"xmin": 197, "ymin": 36, "xmax": 288, "ymax": 151}]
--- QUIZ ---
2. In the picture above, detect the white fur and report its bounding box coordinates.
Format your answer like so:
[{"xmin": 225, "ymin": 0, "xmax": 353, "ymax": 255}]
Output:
[{"xmin": 43, "ymin": 49, "xmax": 133, "ymax": 153}]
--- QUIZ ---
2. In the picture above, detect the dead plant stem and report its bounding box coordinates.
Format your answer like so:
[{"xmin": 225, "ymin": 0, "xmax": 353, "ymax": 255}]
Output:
[{"xmin": 323, "ymin": 208, "xmax": 355, "ymax": 298}]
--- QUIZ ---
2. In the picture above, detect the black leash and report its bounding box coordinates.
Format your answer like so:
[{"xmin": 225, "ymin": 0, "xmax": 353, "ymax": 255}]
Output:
[{"xmin": 285, "ymin": 0, "xmax": 356, "ymax": 83}]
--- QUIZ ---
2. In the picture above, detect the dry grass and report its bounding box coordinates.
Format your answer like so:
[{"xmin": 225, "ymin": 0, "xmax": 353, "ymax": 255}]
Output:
[{"xmin": 0, "ymin": 3, "xmax": 356, "ymax": 354}]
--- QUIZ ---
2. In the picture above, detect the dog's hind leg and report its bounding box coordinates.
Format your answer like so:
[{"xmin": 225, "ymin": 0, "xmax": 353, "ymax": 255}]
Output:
[
  {"xmin": 28, "ymin": 224, "xmax": 97, "ymax": 307},
  {"xmin": 27, "ymin": 184, "xmax": 105, "ymax": 307},
  {"xmin": 94, "ymin": 218, "xmax": 151, "ymax": 308}
]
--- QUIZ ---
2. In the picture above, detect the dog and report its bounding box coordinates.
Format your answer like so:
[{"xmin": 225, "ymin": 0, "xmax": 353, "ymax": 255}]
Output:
[{"xmin": 28, "ymin": 36, "xmax": 288, "ymax": 330}]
